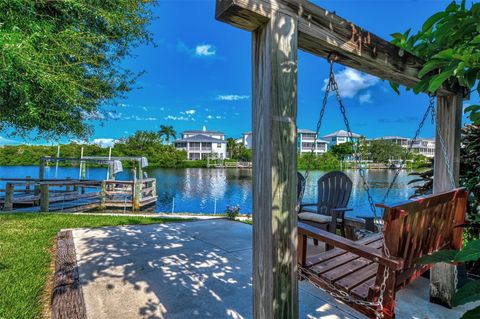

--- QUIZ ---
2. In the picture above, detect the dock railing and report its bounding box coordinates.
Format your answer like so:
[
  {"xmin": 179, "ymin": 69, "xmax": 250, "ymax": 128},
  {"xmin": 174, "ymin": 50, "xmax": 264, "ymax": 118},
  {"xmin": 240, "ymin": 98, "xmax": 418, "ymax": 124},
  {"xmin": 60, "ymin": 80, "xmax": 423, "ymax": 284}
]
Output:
[{"xmin": 1, "ymin": 177, "xmax": 157, "ymax": 212}]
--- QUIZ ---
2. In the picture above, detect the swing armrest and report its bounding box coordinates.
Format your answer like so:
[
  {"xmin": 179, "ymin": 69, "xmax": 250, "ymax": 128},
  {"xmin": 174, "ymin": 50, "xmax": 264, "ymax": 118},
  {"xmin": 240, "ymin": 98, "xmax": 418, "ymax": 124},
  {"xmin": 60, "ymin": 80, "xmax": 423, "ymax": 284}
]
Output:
[{"xmin": 298, "ymin": 222, "xmax": 403, "ymax": 270}]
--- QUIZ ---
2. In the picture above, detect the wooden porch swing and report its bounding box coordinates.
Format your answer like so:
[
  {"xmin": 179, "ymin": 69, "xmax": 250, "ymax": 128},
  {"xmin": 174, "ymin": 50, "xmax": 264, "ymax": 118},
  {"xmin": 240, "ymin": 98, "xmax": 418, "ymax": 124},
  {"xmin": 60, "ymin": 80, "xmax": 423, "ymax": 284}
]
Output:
[{"xmin": 215, "ymin": 0, "xmax": 467, "ymax": 318}]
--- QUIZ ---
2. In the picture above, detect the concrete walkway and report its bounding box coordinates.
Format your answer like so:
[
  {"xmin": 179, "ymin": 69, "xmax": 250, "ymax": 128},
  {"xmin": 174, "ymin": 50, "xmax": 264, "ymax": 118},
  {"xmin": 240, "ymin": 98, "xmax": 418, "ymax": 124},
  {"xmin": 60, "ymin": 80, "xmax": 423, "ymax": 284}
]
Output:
[{"xmin": 72, "ymin": 220, "xmax": 477, "ymax": 319}]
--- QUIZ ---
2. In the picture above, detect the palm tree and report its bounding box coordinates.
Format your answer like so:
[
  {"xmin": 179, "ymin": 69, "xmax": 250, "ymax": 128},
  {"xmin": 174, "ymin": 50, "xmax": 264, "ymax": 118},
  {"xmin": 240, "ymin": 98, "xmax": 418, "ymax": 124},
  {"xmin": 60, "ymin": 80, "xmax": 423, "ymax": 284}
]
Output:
[
  {"xmin": 159, "ymin": 125, "xmax": 177, "ymax": 144},
  {"xmin": 226, "ymin": 137, "xmax": 238, "ymax": 159}
]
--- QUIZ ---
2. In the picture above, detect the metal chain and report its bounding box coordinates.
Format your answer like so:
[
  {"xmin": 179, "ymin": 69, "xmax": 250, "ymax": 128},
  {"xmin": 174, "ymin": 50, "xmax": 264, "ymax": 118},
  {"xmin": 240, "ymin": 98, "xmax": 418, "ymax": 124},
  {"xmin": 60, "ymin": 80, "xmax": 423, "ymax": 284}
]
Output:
[
  {"xmin": 328, "ymin": 58, "xmax": 379, "ymax": 220},
  {"xmin": 303, "ymin": 59, "xmax": 334, "ymax": 183},
  {"xmin": 381, "ymin": 95, "xmax": 436, "ymax": 203}
]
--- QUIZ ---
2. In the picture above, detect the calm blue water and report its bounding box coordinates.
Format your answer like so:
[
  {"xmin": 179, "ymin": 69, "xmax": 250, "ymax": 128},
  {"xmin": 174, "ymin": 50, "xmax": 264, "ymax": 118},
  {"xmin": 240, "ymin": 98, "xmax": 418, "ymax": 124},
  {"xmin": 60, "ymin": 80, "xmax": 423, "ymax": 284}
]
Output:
[{"xmin": 0, "ymin": 166, "xmax": 419, "ymax": 217}]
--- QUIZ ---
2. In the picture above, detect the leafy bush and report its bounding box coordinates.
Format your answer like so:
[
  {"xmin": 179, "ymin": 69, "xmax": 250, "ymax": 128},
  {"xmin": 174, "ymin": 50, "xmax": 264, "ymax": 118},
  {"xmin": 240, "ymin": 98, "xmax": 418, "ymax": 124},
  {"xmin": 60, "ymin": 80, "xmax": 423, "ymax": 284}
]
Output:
[
  {"xmin": 225, "ymin": 205, "xmax": 240, "ymax": 220},
  {"xmin": 418, "ymin": 234, "xmax": 480, "ymax": 319},
  {"xmin": 390, "ymin": 0, "xmax": 480, "ymax": 124},
  {"xmin": 297, "ymin": 152, "xmax": 340, "ymax": 170}
]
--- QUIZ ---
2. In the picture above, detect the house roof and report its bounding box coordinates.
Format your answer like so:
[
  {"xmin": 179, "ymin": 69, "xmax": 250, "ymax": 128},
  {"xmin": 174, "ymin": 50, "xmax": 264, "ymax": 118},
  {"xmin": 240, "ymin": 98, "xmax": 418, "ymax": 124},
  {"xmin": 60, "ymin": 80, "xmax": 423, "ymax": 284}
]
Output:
[
  {"xmin": 174, "ymin": 134, "xmax": 226, "ymax": 143},
  {"xmin": 297, "ymin": 129, "xmax": 316, "ymax": 134},
  {"xmin": 377, "ymin": 136, "xmax": 409, "ymax": 140},
  {"xmin": 323, "ymin": 130, "xmax": 361, "ymax": 138},
  {"xmin": 182, "ymin": 130, "xmax": 224, "ymax": 135}
]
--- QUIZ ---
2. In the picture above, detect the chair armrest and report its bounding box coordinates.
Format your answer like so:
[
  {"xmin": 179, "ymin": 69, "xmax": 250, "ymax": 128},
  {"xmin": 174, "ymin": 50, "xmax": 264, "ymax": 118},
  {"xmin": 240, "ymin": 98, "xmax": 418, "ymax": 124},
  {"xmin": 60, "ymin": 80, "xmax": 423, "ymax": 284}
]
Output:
[
  {"xmin": 331, "ymin": 207, "xmax": 353, "ymax": 212},
  {"xmin": 298, "ymin": 222, "xmax": 403, "ymax": 270},
  {"xmin": 300, "ymin": 203, "xmax": 317, "ymax": 207}
]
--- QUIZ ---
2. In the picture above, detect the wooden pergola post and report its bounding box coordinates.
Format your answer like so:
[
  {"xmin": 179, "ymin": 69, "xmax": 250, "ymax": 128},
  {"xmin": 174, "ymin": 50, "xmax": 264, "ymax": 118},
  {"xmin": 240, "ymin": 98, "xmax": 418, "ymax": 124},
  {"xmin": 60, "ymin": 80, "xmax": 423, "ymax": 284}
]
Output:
[
  {"xmin": 252, "ymin": 11, "xmax": 298, "ymax": 319},
  {"xmin": 430, "ymin": 92, "xmax": 463, "ymax": 307}
]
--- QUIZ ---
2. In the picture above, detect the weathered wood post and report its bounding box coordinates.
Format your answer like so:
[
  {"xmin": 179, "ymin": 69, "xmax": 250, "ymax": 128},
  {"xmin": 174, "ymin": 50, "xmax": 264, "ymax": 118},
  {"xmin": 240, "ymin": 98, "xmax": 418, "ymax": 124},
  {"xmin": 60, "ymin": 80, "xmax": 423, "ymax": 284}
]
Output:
[
  {"xmin": 138, "ymin": 159, "xmax": 143, "ymax": 180},
  {"xmin": 251, "ymin": 12, "xmax": 298, "ymax": 319},
  {"xmin": 80, "ymin": 161, "xmax": 86, "ymax": 194},
  {"xmin": 36, "ymin": 159, "xmax": 46, "ymax": 195},
  {"xmin": 430, "ymin": 92, "xmax": 463, "ymax": 307},
  {"xmin": 66, "ymin": 177, "xmax": 71, "ymax": 192},
  {"xmin": 99, "ymin": 181, "xmax": 106, "ymax": 210},
  {"xmin": 25, "ymin": 176, "xmax": 31, "ymax": 193},
  {"xmin": 40, "ymin": 184, "xmax": 49, "ymax": 212},
  {"xmin": 3, "ymin": 183, "xmax": 14, "ymax": 211}
]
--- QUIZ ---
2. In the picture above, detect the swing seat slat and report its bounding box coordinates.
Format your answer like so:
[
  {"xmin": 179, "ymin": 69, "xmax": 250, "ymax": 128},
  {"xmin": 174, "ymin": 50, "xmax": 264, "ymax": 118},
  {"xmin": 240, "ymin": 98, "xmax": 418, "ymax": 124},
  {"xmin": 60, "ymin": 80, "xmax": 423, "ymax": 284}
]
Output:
[{"xmin": 298, "ymin": 188, "xmax": 468, "ymax": 319}]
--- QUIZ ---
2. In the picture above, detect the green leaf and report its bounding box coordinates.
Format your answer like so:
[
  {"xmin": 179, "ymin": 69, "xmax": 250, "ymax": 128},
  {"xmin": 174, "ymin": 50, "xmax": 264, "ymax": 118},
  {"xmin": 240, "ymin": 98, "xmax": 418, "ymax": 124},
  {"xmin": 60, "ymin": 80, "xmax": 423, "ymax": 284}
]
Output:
[
  {"xmin": 464, "ymin": 104, "xmax": 480, "ymax": 113},
  {"xmin": 418, "ymin": 60, "xmax": 442, "ymax": 78},
  {"xmin": 453, "ymin": 280, "xmax": 480, "ymax": 306},
  {"xmin": 417, "ymin": 250, "xmax": 457, "ymax": 264},
  {"xmin": 432, "ymin": 48, "xmax": 454, "ymax": 59},
  {"xmin": 455, "ymin": 240, "xmax": 480, "ymax": 262},
  {"xmin": 391, "ymin": 32, "xmax": 404, "ymax": 41},
  {"xmin": 422, "ymin": 12, "xmax": 447, "ymax": 32},
  {"xmin": 471, "ymin": 34, "xmax": 480, "ymax": 44},
  {"xmin": 461, "ymin": 306, "xmax": 480, "ymax": 319},
  {"xmin": 389, "ymin": 81, "xmax": 400, "ymax": 95},
  {"xmin": 428, "ymin": 69, "xmax": 454, "ymax": 92}
]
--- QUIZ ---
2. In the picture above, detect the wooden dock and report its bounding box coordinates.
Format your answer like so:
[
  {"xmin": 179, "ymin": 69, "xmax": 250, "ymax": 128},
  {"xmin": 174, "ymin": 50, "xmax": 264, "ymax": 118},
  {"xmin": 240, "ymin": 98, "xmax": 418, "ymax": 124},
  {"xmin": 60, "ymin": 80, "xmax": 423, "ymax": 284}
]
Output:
[{"xmin": 0, "ymin": 177, "xmax": 157, "ymax": 213}]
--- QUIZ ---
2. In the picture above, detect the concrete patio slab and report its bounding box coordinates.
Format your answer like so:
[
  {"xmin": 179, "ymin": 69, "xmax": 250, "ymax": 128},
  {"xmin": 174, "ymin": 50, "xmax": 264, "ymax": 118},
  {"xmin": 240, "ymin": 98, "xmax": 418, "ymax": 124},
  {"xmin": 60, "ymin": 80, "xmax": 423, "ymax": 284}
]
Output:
[{"xmin": 72, "ymin": 219, "xmax": 478, "ymax": 319}]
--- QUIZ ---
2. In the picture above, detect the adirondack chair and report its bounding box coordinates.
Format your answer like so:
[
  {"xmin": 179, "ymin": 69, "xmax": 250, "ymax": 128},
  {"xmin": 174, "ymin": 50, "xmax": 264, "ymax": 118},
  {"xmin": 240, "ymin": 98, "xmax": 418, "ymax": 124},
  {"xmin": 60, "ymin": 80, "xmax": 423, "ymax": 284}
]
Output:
[
  {"xmin": 297, "ymin": 188, "xmax": 468, "ymax": 319},
  {"xmin": 299, "ymin": 171, "xmax": 353, "ymax": 238},
  {"xmin": 297, "ymin": 172, "xmax": 306, "ymax": 210}
]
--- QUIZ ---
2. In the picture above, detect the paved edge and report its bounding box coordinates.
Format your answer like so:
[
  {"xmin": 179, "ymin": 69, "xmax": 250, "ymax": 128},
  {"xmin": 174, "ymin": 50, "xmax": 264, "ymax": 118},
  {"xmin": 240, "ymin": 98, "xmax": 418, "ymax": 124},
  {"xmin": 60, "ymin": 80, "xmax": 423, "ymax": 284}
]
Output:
[{"xmin": 51, "ymin": 230, "xmax": 87, "ymax": 319}]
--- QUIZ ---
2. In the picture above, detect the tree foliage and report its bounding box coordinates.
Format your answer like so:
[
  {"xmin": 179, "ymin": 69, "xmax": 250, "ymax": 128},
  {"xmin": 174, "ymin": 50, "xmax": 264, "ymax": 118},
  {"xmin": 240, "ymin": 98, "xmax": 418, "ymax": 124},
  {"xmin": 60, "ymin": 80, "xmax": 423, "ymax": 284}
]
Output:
[
  {"xmin": 330, "ymin": 142, "xmax": 354, "ymax": 160},
  {"xmin": 0, "ymin": 0, "xmax": 156, "ymax": 139},
  {"xmin": 368, "ymin": 139, "xmax": 404, "ymax": 164},
  {"xmin": 390, "ymin": 0, "xmax": 480, "ymax": 124},
  {"xmin": 159, "ymin": 125, "xmax": 176, "ymax": 143}
]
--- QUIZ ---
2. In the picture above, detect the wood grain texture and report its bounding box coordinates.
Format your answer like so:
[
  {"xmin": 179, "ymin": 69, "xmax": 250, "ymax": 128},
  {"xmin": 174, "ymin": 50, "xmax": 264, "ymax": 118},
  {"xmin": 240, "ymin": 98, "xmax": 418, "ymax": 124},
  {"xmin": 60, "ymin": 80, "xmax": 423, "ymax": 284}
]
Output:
[
  {"xmin": 430, "ymin": 93, "xmax": 463, "ymax": 308},
  {"xmin": 252, "ymin": 11, "xmax": 298, "ymax": 319},
  {"xmin": 51, "ymin": 230, "xmax": 87, "ymax": 319},
  {"xmin": 216, "ymin": 0, "xmax": 455, "ymax": 95}
]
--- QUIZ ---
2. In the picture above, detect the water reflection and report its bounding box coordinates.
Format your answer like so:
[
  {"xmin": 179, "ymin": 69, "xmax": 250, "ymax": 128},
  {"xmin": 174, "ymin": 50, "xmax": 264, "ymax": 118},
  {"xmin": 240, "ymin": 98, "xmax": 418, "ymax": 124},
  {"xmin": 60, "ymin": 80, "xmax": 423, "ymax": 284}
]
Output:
[{"xmin": 0, "ymin": 166, "xmax": 420, "ymax": 216}]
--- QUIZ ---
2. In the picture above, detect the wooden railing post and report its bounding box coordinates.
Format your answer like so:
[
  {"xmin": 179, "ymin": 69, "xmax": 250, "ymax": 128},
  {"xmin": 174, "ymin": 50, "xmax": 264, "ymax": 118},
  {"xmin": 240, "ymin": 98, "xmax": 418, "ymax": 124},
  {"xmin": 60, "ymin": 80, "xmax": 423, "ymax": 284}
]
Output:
[
  {"xmin": 66, "ymin": 177, "xmax": 71, "ymax": 192},
  {"xmin": 40, "ymin": 184, "xmax": 49, "ymax": 212},
  {"xmin": 3, "ymin": 183, "xmax": 14, "ymax": 211},
  {"xmin": 430, "ymin": 92, "xmax": 463, "ymax": 308},
  {"xmin": 132, "ymin": 180, "xmax": 142, "ymax": 212},
  {"xmin": 252, "ymin": 12, "xmax": 298, "ymax": 319},
  {"xmin": 25, "ymin": 176, "xmax": 31, "ymax": 193},
  {"xmin": 99, "ymin": 181, "xmax": 106, "ymax": 210}
]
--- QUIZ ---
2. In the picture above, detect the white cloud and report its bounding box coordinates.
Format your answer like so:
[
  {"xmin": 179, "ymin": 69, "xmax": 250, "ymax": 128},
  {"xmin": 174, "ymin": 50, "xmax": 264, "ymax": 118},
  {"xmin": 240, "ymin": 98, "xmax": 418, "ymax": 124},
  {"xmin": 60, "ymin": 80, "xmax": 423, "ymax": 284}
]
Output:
[
  {"xmin": 323, "ymin": 68, "xmax": 379, "ymax": 98},
  {"xmin": 124, "ymin": 115, "xmax": 157, "ymax": 121},
  {"xmin": 0, "ymin": 136, "xmax": 20, "ymax": 145},
  {"xmin": 195, "ymin": 44, "xmax": 216, "ymax": 57},
  {"xmin": 359, "ymin": 91, "xmax": 373, "ymax": 104},
  {"xmin": 92, "ymin": 138, "xmax": 118, "ymax": 148},
  {"xmin": 207, "ymin": 115, "xmax": 213, "ymax": 119},
  {"xmin": 217, "ymin": 94, "xmax": 249, "ymax": 101},
  {"xmin": 184, "ymin": 109, "xmax": 196, "ymax": 115},
  {"xmin": 164, "ymin": 115, "xmax": 191, "ymax": 121}
]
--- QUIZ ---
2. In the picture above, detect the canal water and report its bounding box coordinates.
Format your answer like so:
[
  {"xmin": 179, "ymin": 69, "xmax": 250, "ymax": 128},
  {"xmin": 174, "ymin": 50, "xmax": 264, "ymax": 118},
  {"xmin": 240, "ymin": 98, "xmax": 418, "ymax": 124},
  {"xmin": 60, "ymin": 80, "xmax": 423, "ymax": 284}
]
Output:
[{"xmin": 0, "ymin": 166, "xmax": 420, "ymax": 217}]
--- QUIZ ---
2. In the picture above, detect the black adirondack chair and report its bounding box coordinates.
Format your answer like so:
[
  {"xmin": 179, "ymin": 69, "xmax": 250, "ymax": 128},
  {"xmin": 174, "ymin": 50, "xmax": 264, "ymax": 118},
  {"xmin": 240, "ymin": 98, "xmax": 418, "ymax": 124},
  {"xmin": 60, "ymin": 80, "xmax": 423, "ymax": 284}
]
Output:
[
  {"xmin": 296, "ymin": 172, "xmax": 306, "ymax": 211},
  {"xmin": 298, "ymin": 171, "xmax": 353, "ymax": 239}
]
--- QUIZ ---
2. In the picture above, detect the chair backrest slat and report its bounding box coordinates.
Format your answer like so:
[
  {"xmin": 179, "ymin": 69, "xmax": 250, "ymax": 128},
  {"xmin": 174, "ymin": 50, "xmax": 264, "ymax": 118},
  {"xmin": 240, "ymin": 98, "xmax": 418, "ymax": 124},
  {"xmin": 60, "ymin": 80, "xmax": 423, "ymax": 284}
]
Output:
[{"xmin": 317, "ymin": 171, "xmax": 352, "ymax": 216}]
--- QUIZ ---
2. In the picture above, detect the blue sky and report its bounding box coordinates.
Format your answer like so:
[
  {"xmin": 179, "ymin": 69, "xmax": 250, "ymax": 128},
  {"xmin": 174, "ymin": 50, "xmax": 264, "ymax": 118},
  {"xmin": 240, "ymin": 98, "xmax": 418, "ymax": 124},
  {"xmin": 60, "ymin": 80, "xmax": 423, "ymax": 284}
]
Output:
[{"xmin": 3, "ymin": 0, "xmax": 476, "ymax": 145}]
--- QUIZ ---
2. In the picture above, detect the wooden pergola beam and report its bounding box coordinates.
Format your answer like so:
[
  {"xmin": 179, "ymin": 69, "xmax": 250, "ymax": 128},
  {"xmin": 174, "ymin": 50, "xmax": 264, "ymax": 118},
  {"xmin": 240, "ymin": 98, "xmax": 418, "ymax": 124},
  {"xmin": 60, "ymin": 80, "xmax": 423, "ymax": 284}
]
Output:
[{"xmin": 216, "ymin": 0, "xmax": 456, "ymax": 96}]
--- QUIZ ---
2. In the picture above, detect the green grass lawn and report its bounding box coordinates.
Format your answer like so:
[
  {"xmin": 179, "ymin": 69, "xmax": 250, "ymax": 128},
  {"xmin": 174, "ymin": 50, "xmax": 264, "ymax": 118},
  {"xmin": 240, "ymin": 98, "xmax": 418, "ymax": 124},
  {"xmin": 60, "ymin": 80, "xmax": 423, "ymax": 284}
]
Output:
[{"xmin": 0, "ymin": 213, "xmax": 185, "ymax": 319}]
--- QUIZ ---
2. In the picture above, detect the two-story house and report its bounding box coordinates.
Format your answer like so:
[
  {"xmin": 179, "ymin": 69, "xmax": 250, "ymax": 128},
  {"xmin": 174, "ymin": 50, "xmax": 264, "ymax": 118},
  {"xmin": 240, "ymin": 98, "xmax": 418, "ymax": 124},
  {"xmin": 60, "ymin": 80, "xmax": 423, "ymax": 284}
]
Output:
[
  {"xmin": 173, "ymin": 127, "xmax": 227, "ymax": 160},
  {"xmin": 238, "ymin": 129, "xmax": 328, "ymax": 155},
  {"xmin": 322, "ymin": 130, "xmax": 362, "ymax": 146}
]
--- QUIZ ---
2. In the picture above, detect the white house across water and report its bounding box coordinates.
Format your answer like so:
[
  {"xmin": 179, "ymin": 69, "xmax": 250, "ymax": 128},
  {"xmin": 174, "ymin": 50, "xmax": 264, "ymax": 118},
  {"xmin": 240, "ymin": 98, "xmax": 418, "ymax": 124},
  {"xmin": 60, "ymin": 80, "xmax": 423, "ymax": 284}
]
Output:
[
  {"xmin": 239, "ymin": 129, "xmax": 328, "ymax": 155},
  {"xmin": 173, "ymin": 127, "xmax": 227, "ymax": 160}
]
